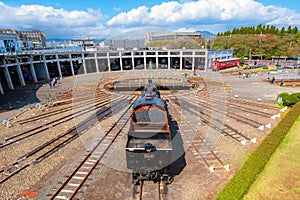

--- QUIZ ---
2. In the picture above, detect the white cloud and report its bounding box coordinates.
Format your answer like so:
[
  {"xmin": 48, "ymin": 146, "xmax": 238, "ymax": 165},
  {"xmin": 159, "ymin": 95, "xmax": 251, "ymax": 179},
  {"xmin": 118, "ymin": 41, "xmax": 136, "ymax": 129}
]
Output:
[
  {"xmin": 107, "ymin": 6, "xmax": 150, "ymax": 26},
  {"xmin": 107, "ymin": 0, "xmax": 300, "ymax": 27},
  {"xmin": 1, "ymin": 1, "xmax": 300, "ymax": 39},
  {"xmin": 0, "ymin": 2, "xmax": 109, "ymax": 38}
]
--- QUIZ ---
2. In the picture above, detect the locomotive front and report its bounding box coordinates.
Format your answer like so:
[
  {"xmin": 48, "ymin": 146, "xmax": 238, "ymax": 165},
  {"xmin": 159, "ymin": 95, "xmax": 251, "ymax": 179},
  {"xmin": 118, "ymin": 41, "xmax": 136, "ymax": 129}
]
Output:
[{"xmin": 125, "ymin": 83, "xmax": 172, "ymax": 183}]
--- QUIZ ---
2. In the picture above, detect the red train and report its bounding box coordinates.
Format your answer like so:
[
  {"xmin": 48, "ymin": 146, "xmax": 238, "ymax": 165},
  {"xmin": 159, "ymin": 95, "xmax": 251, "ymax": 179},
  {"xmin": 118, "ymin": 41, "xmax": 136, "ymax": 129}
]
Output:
[{"xmin": 212, "ymin": 58, "xmax": 240, "ymax": 71}]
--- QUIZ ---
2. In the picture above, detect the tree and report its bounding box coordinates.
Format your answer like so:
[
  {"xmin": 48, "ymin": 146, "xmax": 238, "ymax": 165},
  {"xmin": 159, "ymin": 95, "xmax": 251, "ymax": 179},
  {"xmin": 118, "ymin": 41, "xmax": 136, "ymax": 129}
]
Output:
[
  {"xmin": 256, "ymin": 24, "xmax": 263, "ymax": 34},
  {"xmin": 280, "ymin": 27, "xmax": 286, "ymax": 37},
  {"xmin": 292, "ymin": 26, "xmax": 298, "ymax": 34},
  {"xmin": 287, "ymin": 26, "xmax": 292, "ymax": 34},
  {"xmin": 214, "ymin": 24, "xmax": 300, "ymax": 59},
  {"xmin": 266, "ymin": 25, "xmax": 270, "ymax": 34},
  {"xmin": 232, "ymin": 28, "xmax": 238, "ymax": 34}
]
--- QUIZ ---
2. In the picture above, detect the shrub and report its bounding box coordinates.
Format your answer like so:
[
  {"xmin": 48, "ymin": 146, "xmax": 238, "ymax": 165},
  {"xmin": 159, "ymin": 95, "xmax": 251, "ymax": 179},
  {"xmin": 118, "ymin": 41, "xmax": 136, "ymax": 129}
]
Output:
[
  {"xmin": 276, "ymin": 92, "xmax": 289, "ymax": 107},
  {"xmin": 284, "ymin": 93, "xmax": 300, "ymax": 106},
  {"xmin": 276, "ymin": 92, "xmax": 300, "ymax": 107}
]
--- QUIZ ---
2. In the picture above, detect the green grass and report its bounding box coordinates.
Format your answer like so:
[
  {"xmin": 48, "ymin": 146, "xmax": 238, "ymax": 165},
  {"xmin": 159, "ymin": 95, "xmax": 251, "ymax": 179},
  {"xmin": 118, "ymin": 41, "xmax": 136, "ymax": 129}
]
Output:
[
  {"xmin": 216, "ymin": 102, "xmax": 300, "ymax": 200},
  {"xmin": 245, "ymin": 115, "xmax": 300, "ymax": 199}
]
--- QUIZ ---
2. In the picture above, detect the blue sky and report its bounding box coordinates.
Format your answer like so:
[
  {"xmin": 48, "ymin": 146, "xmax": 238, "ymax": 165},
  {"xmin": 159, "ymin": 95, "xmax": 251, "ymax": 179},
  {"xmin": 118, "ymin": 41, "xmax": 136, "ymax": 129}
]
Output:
[{"xmin": 1, "ymin": 0, "xmax": 300, "ymax": 39}]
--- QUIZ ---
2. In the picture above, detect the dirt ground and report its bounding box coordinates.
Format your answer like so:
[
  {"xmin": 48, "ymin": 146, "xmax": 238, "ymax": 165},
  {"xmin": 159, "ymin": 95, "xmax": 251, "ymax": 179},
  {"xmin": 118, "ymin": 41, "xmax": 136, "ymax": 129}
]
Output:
[{"xmin": 0, "ymin": 72, "xmax": 288, "ymax": 200}]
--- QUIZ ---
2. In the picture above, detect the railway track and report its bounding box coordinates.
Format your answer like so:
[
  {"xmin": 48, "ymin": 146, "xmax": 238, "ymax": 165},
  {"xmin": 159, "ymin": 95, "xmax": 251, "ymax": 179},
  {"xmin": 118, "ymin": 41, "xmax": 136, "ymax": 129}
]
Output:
[
  {"xmin": 0, "ymin": 95, "xmax": 127, "ymax": 149},
  {"xmin": 13, "ymin": 89, "xmax": 110, "ymax": 125},
  {"xmin": 227, "ymin": 97, "xmax": 280, "ymax": 110},
  {"xmin": 180, "ymin": 94, "xmax": 267, "ymax": 129},
  {"xmin": 10, "ymin": 77, "xmax": 117, "ymax": 124},
  {"xmin": 198, "ymin": 93, "xmax": 277, "ymax": 117},
  {"xmin": 0, "ymin": 95, "xmax": 136, "ymax": 184},
  {"xmin": 197, "ymin": 92, "xmax": 278, "ymax": 118},
  {"xmin": 164, "ymin": 95, "xmax": 229, "ymax": 172},
  {"xmin": 49, "ymin": 96, "xmax": 138, "ymax": 200},
  {"xmin": 133, "ymin": 180, "xmax": 166, "ymax": 200},
  {"xmin": 186, "ymin": 92, "xmax": 281, "ymax": 133},
  {"xmin": 168, "ymin": 95, "xmax": 256, "ymax": 144}
]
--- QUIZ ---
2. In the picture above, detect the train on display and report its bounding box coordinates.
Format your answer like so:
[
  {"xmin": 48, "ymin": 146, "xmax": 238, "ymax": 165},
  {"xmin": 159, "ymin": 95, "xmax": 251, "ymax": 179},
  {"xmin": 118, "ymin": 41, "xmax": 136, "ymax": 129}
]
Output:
[
  {"xmin": 211, "ymin": 58, "xmax": 240, "ymax": 71},
  {"xmin": 125, "ymin": 82, "xmax": 172, "ymax": 184}
]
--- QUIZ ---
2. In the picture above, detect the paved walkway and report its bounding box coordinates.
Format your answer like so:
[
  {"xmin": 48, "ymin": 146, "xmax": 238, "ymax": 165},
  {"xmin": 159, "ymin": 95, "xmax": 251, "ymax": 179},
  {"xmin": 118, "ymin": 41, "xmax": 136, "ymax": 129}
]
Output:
[
  {"xmin": 0, "ymin": 71, "xmax": 123, "ymax": 121},
  {"xmin": 0, "ymin": 76, "xmax": 77, "ymax": 121},
  {"xmin": 220, "ymin": 72, "xmax": 300, "ymax": 104}
]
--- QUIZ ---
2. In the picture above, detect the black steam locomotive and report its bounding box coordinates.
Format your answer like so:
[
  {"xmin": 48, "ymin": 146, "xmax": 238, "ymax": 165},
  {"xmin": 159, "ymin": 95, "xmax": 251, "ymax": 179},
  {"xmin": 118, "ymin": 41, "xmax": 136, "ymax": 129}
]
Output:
[{"xmin": 126, "ymin": 82, "xmax": 172, "ymax": 184}]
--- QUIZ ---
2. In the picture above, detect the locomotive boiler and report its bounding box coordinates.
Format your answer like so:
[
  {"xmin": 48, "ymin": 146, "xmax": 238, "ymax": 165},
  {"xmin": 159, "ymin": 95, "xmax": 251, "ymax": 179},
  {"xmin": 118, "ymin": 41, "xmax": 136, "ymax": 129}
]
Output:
[{"xmin": 126, "ymin": 82, "xmax": 172, "ymax": 184}]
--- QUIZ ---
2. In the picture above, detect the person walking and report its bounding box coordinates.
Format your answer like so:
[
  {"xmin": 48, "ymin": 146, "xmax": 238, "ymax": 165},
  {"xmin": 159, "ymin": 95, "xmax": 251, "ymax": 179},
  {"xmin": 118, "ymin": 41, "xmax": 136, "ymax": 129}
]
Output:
[
  {"xmin": 280, "ymin": 79, "xmax": 284, "ymax": 86},
  {"xmin": 271, "ymin": 76, "xmax": 275, "ymax": 84}
]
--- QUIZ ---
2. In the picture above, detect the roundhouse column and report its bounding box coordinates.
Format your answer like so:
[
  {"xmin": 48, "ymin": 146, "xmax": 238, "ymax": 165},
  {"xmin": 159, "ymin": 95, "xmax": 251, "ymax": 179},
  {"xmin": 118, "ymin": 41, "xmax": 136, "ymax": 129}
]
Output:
[
  {"xmin": 143, "ymin": 51, "xmax": 146, "ymax": 70},
  {"xmin": 4, "ymin": 66, "xmax": 14, "ymax": 90},
  {"xmin": 180, "ymin": 50, "xmax": 183, "ymax": 70},
  {"xmin": 42, "ymin": 54, "xmax": 50, "ymax": 80},
  {"xmin": 0, "ymin": 81, "xmax": 4, "ymax": 94},
  {"xmin": 107, "ymin": 52, "xmax": 111, "ymax": 71},
  {"xmin": 155, "ymin": 51, "xmax": 158, "ymax": 69},
  {"xmin": 168, "ymin": 50, "xmax": 171, "ymax": 70},
  {"xmin": 55, "ymin": 54, "xmax": 62, "ymax": 78},
  {"xmin": 81, "ymin": 53, "xmax": 87, "ymax": 74},
  {"xmin": 2, "ymin": 58, "xmax": 14, "ymax": 90},
  {"xmin": 143, "ymin": 51, "xmax": 147, "ymax": 69},
  {"xmin": 119, "ymin": 52, "xmax": 123, "ymax": 71},
  {"xmin": 131, "ymin": 51, "xmax": 135, "ymax": 71},
  {"xmin": 192, "ymin": 50, "xmax": 195, "ymax": 72},
  {"xmin": 205, "ymin": 49, "xmax": 209, "ymax": 71},
  {"xmin": 69, "ymin": 53, "xmax": 75, "ymax": 76},
  {"xmin": 95, "ymin": 52, "xmax": 99, "ymax": 73},
  {"xmin": 15, "ymin": 56, "xmax": 26, "ymax": 86},
  {"xmin": 29, "ymin": 56, "xmax": 38, "ymax": 83}
]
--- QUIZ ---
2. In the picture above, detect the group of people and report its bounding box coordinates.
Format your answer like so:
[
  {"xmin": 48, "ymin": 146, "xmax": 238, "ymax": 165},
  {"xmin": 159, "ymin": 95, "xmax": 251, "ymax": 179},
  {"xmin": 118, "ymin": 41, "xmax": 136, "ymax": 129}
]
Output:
[
  {"xmin": 271, "ymin": 76, "xmax": 284, "ymax": 86},
  {"xmin": 238, "ymin": 72, "xmax": 251, "ymax": 79}
]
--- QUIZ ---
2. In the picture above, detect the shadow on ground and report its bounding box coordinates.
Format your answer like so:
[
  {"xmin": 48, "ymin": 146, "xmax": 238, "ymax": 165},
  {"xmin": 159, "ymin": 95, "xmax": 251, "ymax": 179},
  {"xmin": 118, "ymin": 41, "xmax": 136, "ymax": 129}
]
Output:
[
  {"xmin": 0, "ymin": 83, "xmax": 44, "ymax": 113},
  {"xmin": 169, "ymin": 119, "xmax": 187, "ymax": 178}
]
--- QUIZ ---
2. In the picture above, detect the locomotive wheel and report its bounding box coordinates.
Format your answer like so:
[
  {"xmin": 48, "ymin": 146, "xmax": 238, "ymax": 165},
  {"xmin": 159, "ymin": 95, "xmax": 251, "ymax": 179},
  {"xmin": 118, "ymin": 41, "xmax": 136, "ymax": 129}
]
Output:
[{"xmin": 167, "ymin": 175, "xmax": 174, "ymax": 184}]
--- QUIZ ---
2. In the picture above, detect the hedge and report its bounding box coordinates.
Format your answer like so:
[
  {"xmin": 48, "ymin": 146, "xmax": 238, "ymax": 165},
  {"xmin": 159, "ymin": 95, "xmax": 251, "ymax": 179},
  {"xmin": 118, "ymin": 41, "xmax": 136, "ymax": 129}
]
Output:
[
  {"xmin": 216, "ymin": 102, "xmax": 300, "ymax": 200},
  {"xmin": 276, "ymin": 92, "xmax": 300, "ymax": 107}
]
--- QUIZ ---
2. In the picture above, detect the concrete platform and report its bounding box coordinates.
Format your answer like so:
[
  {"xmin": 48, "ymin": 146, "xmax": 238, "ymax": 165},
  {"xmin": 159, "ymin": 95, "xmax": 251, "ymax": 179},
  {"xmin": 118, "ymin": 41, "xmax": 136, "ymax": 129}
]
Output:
[{"xmin": 220, "ymin": 73, "xmax": 300, "ymax": 104}]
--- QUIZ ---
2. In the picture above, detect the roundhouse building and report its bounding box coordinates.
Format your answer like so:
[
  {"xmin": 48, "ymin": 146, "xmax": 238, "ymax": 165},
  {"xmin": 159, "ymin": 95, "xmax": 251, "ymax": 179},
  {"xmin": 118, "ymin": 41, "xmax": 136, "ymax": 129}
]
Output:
[{"xmin": 0, "ymin": 49, "xmax": 233, "ymax": 94}]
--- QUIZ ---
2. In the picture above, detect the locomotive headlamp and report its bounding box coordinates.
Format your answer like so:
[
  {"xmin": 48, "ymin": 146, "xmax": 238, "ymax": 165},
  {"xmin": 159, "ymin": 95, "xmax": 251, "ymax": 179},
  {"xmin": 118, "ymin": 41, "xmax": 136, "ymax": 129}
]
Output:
[{"xmin": 144, "ymin": 143, "xmax": 154, "ymax": 152}]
